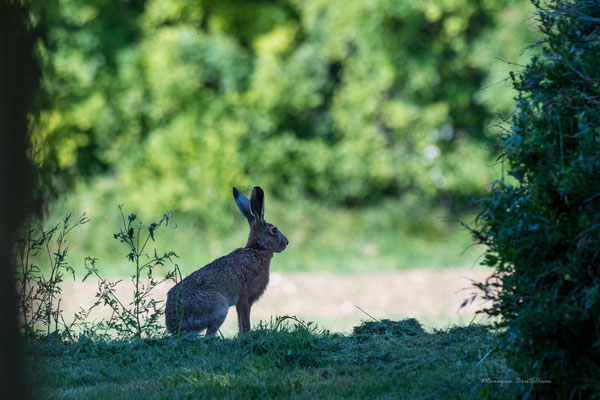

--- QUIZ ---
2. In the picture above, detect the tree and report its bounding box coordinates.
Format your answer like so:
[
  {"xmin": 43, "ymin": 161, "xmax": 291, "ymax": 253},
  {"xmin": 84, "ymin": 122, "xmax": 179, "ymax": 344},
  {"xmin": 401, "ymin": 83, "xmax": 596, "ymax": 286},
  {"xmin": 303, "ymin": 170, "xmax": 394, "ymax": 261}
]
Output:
[
  {"xmin": 31, "ymin": 0, "xmax": 535, "ymax": 223},
  {"xmin": 0, "ymin": 0, "xmax": 40, "ymax": 397}
]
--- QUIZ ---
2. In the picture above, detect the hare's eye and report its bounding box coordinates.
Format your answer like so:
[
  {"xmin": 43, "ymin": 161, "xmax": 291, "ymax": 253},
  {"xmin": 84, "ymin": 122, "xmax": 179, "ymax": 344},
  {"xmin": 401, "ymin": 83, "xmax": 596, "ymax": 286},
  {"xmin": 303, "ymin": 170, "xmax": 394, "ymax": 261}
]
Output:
[{"xmin": 271, "ymin": 227, "xmax": 278, "ymax": 235}]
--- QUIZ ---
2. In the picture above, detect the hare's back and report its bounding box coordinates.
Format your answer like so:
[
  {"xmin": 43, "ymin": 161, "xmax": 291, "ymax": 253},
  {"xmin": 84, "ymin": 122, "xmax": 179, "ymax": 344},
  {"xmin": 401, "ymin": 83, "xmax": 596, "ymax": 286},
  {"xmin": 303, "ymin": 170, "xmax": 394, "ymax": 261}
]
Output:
[
  {"xmin": 170, "ymin": 248, "xmax": 248, "ymax": 291},
  {"xmin": 168, "ymin": 247, "xmax": 270, "ymax": 301}
]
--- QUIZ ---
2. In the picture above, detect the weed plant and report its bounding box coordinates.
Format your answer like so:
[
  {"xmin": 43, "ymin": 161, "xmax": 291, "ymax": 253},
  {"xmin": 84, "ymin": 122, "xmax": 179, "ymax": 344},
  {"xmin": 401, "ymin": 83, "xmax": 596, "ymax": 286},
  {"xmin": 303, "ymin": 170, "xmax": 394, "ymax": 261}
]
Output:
[
  {"xmin": 14, "ymin": 206, "xmax": 181, "ymax": 339},
  {"xmin": 80, "ymin": 205, "xmax": 181, "ymax": 338},
  {"xmin": 14, "ymin": 212, "xmax": 89, "ymax": 337}
]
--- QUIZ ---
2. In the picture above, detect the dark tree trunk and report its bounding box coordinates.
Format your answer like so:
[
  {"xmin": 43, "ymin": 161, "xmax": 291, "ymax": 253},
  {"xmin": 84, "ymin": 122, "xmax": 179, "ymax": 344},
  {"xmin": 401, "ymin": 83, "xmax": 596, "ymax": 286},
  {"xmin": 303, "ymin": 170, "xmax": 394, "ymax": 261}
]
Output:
[{"xmin": 0, "ymin": 1, "xmax": 39, "ymax": 398}]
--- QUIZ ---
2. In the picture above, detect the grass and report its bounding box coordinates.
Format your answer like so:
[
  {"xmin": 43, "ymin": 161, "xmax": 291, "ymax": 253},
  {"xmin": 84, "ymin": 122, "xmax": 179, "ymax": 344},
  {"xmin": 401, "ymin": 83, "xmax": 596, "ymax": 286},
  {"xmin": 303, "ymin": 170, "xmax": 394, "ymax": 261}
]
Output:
[
  {"xmin": 24, "ymin": 195, "xmax": 509, "ymax": 398},
  {"xmin": 44, "ymin": 193, "xmax": 483, "ymax": 277},
  {"xmin": 26, "ymin": 318, "xmax": 517, "ymax": 399}
]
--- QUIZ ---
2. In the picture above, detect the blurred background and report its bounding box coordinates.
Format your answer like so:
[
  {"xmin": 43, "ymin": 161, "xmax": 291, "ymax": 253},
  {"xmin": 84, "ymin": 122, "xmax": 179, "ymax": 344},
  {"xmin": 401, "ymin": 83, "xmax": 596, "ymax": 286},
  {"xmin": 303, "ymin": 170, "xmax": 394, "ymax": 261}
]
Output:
[{"xmin": 30, "ymin": 0, "xmax": 537, "ymax": 333}]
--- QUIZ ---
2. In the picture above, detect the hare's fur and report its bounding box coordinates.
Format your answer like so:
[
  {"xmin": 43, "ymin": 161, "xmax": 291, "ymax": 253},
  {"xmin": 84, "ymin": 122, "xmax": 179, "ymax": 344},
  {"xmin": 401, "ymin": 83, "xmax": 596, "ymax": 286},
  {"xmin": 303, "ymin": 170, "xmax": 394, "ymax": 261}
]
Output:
[{"xmin": 165, "ymin": 186, "xmax": 288, "ymax": 337}]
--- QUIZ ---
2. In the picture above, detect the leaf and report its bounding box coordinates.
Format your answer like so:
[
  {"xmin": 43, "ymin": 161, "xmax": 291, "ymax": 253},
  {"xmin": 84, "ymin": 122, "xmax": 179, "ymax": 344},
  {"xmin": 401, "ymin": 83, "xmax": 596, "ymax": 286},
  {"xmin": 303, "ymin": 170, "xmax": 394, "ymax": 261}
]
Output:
[{"xmin": 82, "ymin": 270, "xmax": 93, "ymax": 282}]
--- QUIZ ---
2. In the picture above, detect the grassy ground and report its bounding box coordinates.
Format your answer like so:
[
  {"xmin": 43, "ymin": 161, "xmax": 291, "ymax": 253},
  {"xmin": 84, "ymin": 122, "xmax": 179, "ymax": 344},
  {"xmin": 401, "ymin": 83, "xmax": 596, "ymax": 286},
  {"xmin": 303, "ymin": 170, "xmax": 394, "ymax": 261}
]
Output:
[{"xmin": 27, "ymin": 318, "xmax": 516, "ymax": 399}]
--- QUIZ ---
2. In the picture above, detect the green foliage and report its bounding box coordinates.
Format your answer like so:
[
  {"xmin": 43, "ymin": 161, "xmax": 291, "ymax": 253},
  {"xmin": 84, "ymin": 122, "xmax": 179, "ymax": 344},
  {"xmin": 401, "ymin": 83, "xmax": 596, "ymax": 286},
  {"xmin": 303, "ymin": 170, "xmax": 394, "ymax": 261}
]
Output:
[
  {"xmin": 15, "ymin": 212, "xmax": 89, "ymax": 337},
  {"xmin": 80, "ymin": 206, "xmax": 181, "ymax": 338},
  {"xmin": 27, "ymin": 319, "xmax": 515, "ymax": 399},
  {"xmin": 31, "ymin": 0, "xmax": 535, "ymax": 226},
  {"xmin": 471, "ymin": 0, "xmax": 600, "ymax": 397},
  {"xmin": 15, "ymin": 206, "xmax": 181, "ymax": 339}
]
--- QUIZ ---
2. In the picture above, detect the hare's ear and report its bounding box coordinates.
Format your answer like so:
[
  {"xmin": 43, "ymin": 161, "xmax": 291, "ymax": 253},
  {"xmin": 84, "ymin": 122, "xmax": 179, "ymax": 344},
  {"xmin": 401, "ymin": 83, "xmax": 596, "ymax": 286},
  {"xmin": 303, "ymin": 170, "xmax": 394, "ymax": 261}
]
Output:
[
  {"xmin": 250, "ymin": 186, "xmax": 264, "ymax": 222},
  {"xmin": 233, "ymin": 187, "xmax": 254, "ymax": 224}
]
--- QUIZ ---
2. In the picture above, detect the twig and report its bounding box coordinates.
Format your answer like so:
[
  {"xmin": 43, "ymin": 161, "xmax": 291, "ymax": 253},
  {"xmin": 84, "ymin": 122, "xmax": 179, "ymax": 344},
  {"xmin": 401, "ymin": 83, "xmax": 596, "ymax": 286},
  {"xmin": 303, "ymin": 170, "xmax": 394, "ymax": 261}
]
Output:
[
  {"xmin": 355, "ymin": 305, "xmax": 379, "ymax": 322},
  {"xmin": 474, "ymin": 348, "xmax": 494, "ymax": 368},
  {"xmin": 468, "ymin": 315, "xmax": 477, "ymax": 326}
]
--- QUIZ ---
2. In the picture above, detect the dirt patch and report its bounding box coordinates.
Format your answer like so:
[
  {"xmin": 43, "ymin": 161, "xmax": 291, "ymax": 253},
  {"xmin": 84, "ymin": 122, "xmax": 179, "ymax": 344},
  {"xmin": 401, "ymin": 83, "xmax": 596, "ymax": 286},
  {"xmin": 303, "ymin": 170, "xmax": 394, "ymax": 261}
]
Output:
[{"xmin": 58, "ymin": 267, "xmax": 492, "ymax": 336}]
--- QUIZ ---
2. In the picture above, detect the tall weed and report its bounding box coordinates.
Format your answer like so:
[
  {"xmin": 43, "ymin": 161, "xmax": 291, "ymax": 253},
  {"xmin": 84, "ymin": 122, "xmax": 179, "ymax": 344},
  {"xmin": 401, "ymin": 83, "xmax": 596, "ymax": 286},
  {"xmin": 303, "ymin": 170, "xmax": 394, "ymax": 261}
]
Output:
[
  {"xmin": 81, "ymin": 206, "xmax": 181, "ymax": 338},
  {"xmin": 14, "ymin": 206, "xmax": 181, "ymax": 339},
  {"xmin": 14, "ymin": 213, "xmax": 89, "ymax": 337}
]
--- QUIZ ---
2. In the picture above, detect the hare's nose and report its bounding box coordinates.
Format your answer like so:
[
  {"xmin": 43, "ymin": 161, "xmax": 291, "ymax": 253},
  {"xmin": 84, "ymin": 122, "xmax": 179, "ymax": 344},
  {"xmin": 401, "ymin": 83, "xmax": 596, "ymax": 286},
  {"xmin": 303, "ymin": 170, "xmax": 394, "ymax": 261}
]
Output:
[{"xmin": 285, "ymin": 238, "xmax": 289, "ymax": 245}]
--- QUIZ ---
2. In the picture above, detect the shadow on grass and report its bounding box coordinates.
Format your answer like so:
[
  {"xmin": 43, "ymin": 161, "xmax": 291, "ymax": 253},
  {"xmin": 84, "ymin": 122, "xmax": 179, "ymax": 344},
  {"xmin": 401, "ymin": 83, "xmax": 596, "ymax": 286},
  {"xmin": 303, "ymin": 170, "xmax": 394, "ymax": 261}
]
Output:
[{"xmin": 27, "ymin": 317, "xmax": 518, "ymax": 399}]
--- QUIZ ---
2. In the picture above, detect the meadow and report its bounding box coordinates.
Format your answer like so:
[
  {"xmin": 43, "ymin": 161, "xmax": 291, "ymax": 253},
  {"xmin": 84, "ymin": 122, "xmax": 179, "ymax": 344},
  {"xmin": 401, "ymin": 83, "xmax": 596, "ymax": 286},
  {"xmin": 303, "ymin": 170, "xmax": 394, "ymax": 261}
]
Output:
[{"xmin": 20, "ymin": 201, "xmax": 507, "ymax": 399}]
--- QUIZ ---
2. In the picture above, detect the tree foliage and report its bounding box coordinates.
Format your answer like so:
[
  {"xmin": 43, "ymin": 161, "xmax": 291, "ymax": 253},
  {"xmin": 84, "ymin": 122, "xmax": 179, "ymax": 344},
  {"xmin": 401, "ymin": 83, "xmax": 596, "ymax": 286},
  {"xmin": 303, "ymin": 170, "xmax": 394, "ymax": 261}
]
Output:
[
  {"xmin": 31, "ymin": 0, "xmax": 534, "ymax": 222},
  {"xmin": 472, "ymin": 0, "xmax": 600, "ymax": 397}
]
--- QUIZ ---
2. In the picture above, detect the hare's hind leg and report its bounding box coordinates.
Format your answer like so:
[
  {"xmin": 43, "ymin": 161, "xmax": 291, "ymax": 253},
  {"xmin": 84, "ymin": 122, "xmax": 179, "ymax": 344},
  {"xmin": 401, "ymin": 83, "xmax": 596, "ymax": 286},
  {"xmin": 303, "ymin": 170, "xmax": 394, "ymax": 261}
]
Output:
[
  {"xmin": 178, "ymin": 291, "xmax": 228, "ymax": 337},
  {"xmin": 203, "ymin": 292, "xmax": 228, "ymax": 338}
]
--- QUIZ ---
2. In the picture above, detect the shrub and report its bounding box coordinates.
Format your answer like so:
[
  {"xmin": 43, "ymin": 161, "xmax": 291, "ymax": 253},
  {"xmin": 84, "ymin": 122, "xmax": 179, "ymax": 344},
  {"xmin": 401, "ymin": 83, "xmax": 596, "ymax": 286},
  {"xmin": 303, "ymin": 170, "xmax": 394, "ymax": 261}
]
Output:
[{"xmin": 472, "ymin": 0, "xmax": 600, "ymax": 398}]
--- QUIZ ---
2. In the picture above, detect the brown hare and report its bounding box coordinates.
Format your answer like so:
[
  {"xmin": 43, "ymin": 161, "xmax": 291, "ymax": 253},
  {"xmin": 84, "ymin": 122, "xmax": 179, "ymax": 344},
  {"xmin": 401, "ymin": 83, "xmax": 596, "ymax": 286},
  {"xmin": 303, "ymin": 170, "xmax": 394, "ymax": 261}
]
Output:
[{"xmin": 165, "ymin": 186, "xmax": 288, "ymax": 337}]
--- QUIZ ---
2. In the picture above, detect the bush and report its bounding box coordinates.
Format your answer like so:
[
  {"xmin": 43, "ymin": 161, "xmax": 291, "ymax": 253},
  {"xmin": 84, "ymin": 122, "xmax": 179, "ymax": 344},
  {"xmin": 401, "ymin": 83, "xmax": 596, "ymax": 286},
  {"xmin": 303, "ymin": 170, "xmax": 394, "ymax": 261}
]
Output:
[
  {"xmin": 472, "ymin": 0, "xmax": 600, "ymax": 398},
  {"xmin": 81, "ymin": 206, "xmax": 181, "ymax": 339}
]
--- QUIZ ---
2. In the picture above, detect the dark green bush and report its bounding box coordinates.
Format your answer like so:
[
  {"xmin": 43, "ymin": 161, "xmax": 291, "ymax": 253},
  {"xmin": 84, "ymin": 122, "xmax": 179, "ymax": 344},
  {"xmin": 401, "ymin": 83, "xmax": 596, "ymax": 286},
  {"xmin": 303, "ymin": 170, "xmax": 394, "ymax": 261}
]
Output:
[{"xmin": 472, "ymin": 0, "xmax": 600, "ymax": 398}]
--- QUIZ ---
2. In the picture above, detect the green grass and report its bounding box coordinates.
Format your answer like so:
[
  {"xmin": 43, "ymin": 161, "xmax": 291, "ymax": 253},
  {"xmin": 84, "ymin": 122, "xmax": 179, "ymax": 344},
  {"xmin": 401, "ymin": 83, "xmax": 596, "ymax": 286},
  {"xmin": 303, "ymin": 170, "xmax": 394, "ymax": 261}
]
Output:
[
  {"xmin": 43, "ymin": 193, "xmax": 482, "ymax": 277},
  {"xmin": 27, "ymin": 318, "xmax": 517, "ymax": 399}
]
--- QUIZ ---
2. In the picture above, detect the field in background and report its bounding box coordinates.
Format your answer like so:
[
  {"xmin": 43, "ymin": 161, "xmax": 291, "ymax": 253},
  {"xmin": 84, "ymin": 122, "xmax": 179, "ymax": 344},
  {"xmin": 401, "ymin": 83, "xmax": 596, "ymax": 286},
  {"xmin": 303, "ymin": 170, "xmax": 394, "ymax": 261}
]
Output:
[
  {"xmin": 45, "ymin": 193, "xmax": 483, "ymax": 278},
  {"xmin": 42, "ymin": 196, "xmax": 491, "ymax": 336},
  {"xmin": 59, "ymin": 267, "xmax": 491, "ymax": 337}
]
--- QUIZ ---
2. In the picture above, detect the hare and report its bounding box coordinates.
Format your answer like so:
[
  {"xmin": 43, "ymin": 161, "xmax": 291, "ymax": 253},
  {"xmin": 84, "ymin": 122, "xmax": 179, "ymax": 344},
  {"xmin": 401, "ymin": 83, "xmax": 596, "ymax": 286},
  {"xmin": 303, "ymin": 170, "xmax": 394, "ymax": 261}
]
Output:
[{"xmin": 165, "ymin": 186, "xmax": 288, "ymax": 337}]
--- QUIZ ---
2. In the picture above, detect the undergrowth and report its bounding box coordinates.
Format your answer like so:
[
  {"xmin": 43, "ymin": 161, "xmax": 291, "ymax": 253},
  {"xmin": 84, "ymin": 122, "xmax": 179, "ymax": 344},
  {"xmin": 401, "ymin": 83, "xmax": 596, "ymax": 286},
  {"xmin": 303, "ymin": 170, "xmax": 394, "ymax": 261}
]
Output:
[{"xmin": 15, "ymin": 212, "xmax": 89, "ymax": 337}]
